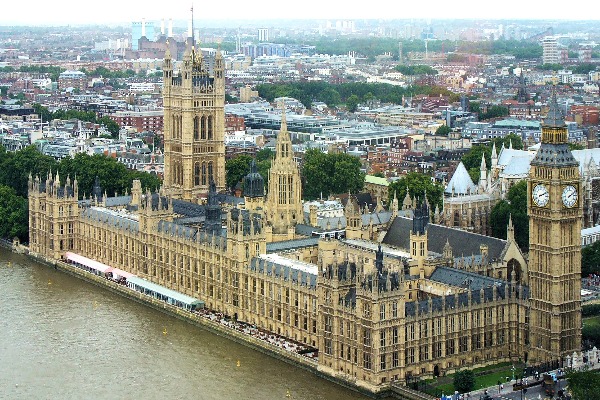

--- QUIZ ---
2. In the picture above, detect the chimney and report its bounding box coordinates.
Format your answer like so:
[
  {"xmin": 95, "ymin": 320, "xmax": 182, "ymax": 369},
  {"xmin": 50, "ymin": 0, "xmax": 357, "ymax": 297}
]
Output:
[
  {"xmin": 161, "ymin": 19, "xmax": 165, "ymax": 35},
  {"xmin": 141, "ymin": 18, "xmax": 146, "ymax": 38},
  {"xmin": 168, "ymin": 18, "xmax": 173, "ymax": 37},
  {"xmin": 309, "ymin": 205, "xmax": 318, "ymax": 227}
]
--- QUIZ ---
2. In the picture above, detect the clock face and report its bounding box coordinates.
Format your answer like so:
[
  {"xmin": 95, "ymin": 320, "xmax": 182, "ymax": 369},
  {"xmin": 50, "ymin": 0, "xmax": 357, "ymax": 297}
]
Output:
[
  {"xmin": 532, "ymin": 184, "xmax": 549, "ymax": 207},
  {"xmin": 562, "ymin": 185, "xmax": 578, "ymax": 208}
]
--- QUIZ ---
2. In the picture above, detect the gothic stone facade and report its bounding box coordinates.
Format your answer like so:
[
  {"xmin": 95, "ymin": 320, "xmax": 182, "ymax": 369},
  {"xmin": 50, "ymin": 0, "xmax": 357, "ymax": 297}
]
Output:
[{"xmin": 30, "ymin": 176, "xmax": 536, "ymax": 394}]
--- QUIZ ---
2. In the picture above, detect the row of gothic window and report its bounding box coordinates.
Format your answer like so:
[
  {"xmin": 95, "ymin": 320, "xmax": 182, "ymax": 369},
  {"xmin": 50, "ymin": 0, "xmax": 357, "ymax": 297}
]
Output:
[
  {"xmin": 170, "ymin": 115, "xmax": 214, "ymax": 140},
  {"xmin": 170, "ymin": 161, "xmax": 214, "ymax": 186}
]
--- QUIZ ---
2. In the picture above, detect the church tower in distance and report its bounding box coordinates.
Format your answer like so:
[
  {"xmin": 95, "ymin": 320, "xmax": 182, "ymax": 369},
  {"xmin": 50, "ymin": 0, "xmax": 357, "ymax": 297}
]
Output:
[
  {"xmin": 162, "ymin": 42, "xmax": 226, "ymax": 201},
  {"xmin": 265, "ymin": 104, "xmax": 303, "ymax": 241},
  {"xmin": 527, "ymin": 90, "xmax": 582, "ymax": 363}
]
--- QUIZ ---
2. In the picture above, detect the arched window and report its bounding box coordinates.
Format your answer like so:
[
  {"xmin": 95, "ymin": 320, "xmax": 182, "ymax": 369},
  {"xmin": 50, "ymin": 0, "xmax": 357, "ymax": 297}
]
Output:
[
  {"xmin": 207, "ymin": 115, "xmax": 213, "ymax": 140},
  {"xmin": 200, "ymin": 116, "xmax": 206, "ymax": 139},
  {"xmin": 201, "ymin": 163, "xmax": 207, "ymax": 185},
  {"xmin": 208, "ymin": 161, "xmax": 213, "ymax": 183},
  {"xmin": 193, "ymin": 116, "xmax": 200, "ymax": 140},
  {"xmin": 194, "ymin": 162, "xmax": 201, "ymax": 186},
  {"xmin": 507, "ymin": 259, "xmax": 522, "ymax": 283}
]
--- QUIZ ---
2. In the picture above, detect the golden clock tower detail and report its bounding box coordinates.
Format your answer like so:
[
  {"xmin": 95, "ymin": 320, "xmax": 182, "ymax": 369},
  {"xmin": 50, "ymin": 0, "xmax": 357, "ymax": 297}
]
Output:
[{"xmin": 528, "ymin": 91, "xmax": 582, "ymax": 363}]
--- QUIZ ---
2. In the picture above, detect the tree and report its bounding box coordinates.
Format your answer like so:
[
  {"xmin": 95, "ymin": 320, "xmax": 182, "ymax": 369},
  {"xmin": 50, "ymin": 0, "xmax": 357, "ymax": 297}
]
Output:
[
  {"xmin": 539, "ymin": 63, "xmax": 563, "ymax": 71},
  {"xmin": 346, "ymin": 94, "xmax": 360, "ymax": 112},
  {"xmin": 0, "ymin": 146, "xmax": 161, "ymax": 241},
  {"xmin": 225, "ymin": 93, "xmax": 238, "ymax": 103},
  {"xmin": 571, "ymin": 63, "xmax": 598, "ymax": 75},
  {"xmin": 461, "ymin": 144, "xmax": 491, "ymax": 183},
  {"xmin": 98, "ymin": 116, "xmax": 120, "ymax": 138},
  {"xmin": 387, "ymin": 172, "xmax": 444, "ymax": 213},
  {"xmin": 256, "ymin": 148, "xmax": 274, "ymax": 162},
  {"xmin": 302, "ymin": 149, "xmax": 364, "ymax": 200},
  {"xmin": 128, "ymin": 170, "xmax": 161, "ymax": 194},
  {"xmin": 489, "ymin": 180, "xmax": 528, "ymax": 249},
  {"xmin": 490, "ymin": 199, "xmax": 511, "ymax": 237},
  {"xmin": 566, "ymin": 370, "xmax": 600, "ymax": 400},
  {"xmin": 492, "ymin": 134, "xmax": 523, "ymax": 150},
  {"xmin": 453, "ymin": 370, "xmax": 476, "ymax": 394},
  {"xmin": 479, "ymin": 105, "xmax": 509, "ymax": 121},
  {"xmin": 435, "ymin": 125, "xmax": 451, "ymax": 136},
  {"xmin": 225, "ymin": 155, "xmax": 252, "ymax": 191},
  {"xmin": 582, "ymin": 240, "xmax": 600, "ymax": 277},
  {"xmin": 0, "ymin": 185, "xmax": 28, "ymax": 242},
  {"xmin": 320, "ymin": 87, "xmax": 341, "ymax": 107},
  {"xmin": 0, "ymin": 145, "xmax": 58, "ymax": 197},
  {"xmin": 394, "ymin": 65, "xmax": 438, "ymax": 75},
  {"xmin": 569, "ymin": 143, "xmax": 586, "ymax": 151},
  {"xmin": 461, "ymin": 134, "xmax": 523, "ymax": 183},
  {"xmin": 33, "ymin": 103, "xmax": 54, "ymax": 123},
  {"xmin": 58, "ymin": 153, "xmax": 134, "ymax": 198}
]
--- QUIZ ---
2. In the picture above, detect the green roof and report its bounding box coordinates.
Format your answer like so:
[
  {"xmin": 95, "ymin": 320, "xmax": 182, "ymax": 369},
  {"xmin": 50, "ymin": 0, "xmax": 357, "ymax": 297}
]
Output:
[
  {"xmin": 493, "ymin": 119, "xmax": 540, "ymax": 129},
  {"xmin": 365, "ymin": 175, "xmax": 389, "ymax": 186}
]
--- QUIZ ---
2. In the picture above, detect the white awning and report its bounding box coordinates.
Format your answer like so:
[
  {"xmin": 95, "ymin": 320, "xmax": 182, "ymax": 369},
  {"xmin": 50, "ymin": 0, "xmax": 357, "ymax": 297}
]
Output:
[{"xmin": 65, "ymin": 252, "xmax": 111, "ymax": 273}]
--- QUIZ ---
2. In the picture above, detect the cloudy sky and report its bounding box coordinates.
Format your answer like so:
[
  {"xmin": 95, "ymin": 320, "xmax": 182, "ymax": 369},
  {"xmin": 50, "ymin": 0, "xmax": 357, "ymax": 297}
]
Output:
[{"xmin": 0, "ymin": 0, "xmax": 596, "ymax": 25}]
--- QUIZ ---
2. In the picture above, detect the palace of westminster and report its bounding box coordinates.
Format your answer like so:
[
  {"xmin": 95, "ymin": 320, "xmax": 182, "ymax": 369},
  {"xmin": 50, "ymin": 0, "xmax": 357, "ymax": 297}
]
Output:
[{"xmin": 28, "ymin": 42, "xmax": 582, "ymax": 394}]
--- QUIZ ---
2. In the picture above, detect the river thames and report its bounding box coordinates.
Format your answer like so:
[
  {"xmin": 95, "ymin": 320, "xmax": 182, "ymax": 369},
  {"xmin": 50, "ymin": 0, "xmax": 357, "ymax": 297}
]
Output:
[{"xmin": 0, "ymin": 250, "xmax": 369, "ymax": 400}]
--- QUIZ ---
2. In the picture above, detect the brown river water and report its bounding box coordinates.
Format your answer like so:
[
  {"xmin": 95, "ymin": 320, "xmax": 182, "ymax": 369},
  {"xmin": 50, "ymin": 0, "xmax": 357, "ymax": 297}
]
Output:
[{"xmin": 0, "ymin": 250, "xmax": 369, "ymax": 400}]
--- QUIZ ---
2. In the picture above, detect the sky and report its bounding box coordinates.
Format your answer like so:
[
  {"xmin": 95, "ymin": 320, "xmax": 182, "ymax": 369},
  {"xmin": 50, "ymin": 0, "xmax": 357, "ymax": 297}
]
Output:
[{"xmin": 1, "ymin": 0, "xmax": 598, "ymax": 25}]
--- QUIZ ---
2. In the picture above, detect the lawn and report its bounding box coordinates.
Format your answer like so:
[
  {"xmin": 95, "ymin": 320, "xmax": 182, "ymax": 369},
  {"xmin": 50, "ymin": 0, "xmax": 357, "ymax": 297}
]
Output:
[
  {"xmin": 422, "ymin": 362, "xmax": 521, "ymax": 397},
  {"xmin": 583, "ymin": 316, "xmax": 600, "ymax": 346},
  {"xmin": 583, "ymin": 315, "xmax": 600, "ymax": 329}
]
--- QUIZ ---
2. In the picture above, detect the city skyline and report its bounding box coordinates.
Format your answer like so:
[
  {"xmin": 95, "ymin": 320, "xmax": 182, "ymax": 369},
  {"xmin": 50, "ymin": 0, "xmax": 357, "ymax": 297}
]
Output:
[{"xmin": 2, "ymin": 0, "xmax": 600, "ymax": 26}]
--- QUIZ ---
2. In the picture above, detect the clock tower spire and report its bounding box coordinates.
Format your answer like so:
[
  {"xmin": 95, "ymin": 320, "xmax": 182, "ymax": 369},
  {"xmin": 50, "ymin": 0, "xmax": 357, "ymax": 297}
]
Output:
[{"xmin": 527, "ymin": 89, "xmax": 582, "ymax": 363}]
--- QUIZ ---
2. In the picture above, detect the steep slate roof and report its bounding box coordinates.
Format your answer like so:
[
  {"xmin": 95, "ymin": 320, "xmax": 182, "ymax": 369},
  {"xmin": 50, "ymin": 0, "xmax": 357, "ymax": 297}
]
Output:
[
  {"xmin": 382, "ymin": 216, "xmax": 507, "ymax": 261},
  {"xmin": 105, "ymin": 195, "xmax": 132, "ymax": 207},
  {"xmin": 172, "ymin": 199, "xmax": 205, "ymax": 217},
  {"xmin": 499, "ymin": 154, "xmax": 531, "ymax": 177},
  {"xmin": 266, "ymin": 237, "xmax": 320, "ymax": 253},
  {"xmin": 429, "ymin": 266, "xmax": 505, "ymax": 290},
  {"xmin": 362, "ymin": 211, "xmax": 393, "ymax": 226},
  {"xmin": 572, "ymin": 148, "xmax": 600, "ymax": 174},
  {"xmin": 497, "ymin": 148, "xmax": 531, "ymax": 167},
  {"xmin": 250, "ymin": 255, "xmax": 317, "ymax": 289},
  {"xmin": 339, "ymin": 192, "xmax": 376, "ymax": 211},
  {"xmin": 444, "ymin": 162, "xmax": 477, "ymax": 195},
  {"xmin": 81, "ymin": 207, "xmax": 139, "ymax": 232},
  {"xmin": 543, "ymin": 91, "xmax": 565, "ymax": 128}
]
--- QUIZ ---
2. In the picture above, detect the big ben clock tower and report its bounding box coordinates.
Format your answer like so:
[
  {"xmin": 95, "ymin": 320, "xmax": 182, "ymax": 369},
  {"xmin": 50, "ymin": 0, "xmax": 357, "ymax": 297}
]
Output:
[{"xmin": 528, "ymin": 90, "xmax": 582, "ymax": 363}]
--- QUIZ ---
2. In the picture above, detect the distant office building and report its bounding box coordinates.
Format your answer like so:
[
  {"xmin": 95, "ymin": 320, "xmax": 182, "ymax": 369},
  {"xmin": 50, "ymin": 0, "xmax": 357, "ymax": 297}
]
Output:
[
  {"xmin": 579, "ymin": 46, "xmax": 592, "ymax": 63},
  {"xmin": 542, "ymin": 36, "xmax": 559, "ymax": 64},
  {"xmin": 132, "ymin": 19, "xmax": 155, "ymax": 51},
  {"xmin": 239, "ymin": 85, "xmax": 258, "ymax": 102},
  {"xmin": 109, "ymin": 110, "xmax": 164, "ymax": 133},
  {"xmin": 58, "ymin": 70, "xmax": 88, "ymax": 91},
  {"xmin": 258, "ymin": 28, "xmax": 269, "ymax": 42}
]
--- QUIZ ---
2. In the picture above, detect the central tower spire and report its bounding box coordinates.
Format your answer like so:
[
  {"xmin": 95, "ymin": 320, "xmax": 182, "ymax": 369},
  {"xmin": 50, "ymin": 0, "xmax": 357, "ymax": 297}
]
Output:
[{"xmin": 265, "ymin": 102, "xmax": 303, "ymax": 241}]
